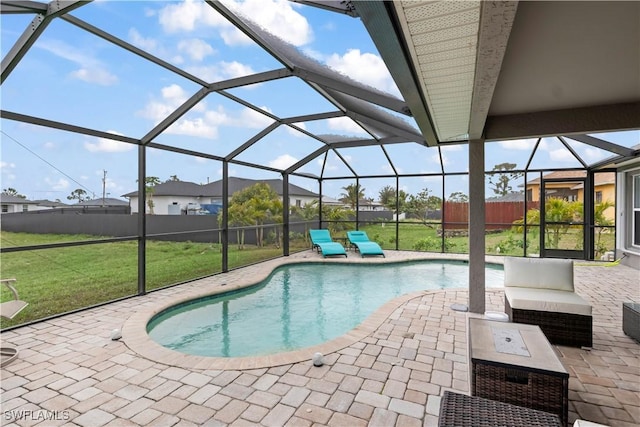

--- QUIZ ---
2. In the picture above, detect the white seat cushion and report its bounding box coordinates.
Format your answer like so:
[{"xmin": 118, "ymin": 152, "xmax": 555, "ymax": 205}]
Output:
[
  {"xmin": 506, "ymin": 287, "xmax": 592, "ymax": 316},
  {"xmin": 504, "ymin": 257, "xmax": 574, "ymax": 292}
]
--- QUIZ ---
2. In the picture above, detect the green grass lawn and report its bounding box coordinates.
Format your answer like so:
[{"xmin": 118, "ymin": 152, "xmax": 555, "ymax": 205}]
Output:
[
  {"xmin": 0, "ymin": 232, "xmax": 309, "ymax": 328},
  {"xmin": 2, "ymin": 224, "xmax": 612, "ymax": 328}
]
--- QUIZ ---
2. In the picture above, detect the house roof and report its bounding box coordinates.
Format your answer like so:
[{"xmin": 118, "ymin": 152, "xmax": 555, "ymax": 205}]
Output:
[
  {"xmin": 486, "ymin": 192, "xmax": 526, "ymax": 203},
  {"xmin": 0, "ymin": 193, "xmax": 36, "ymax": 204},
  {"xmin": 73, "ymin": 198, "xmax": 129, "ymax": 206},
  {"xmin": 527, "ymin": 171, "xmax": 615, "ymax": 185},
  {"xmin": 122, "ymin": 181, "xmax": 212, "ymax": 198},
  {"xmin": 31, "ymin": 199, "xmax": 68, "ymax": 207},
  {"xmin": 122, "ymin": 178, "xmax": 318, "ymax": 199}
]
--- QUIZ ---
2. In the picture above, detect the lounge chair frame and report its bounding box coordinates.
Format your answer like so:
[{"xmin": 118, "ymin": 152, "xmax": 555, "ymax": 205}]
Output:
[
  {"xmin": 309, "ymin": 229, "xmax": 347, "ymax": 258},
  {"xmin": 347, "ymin": 231, "xmax": 385, "ymax": 257}
]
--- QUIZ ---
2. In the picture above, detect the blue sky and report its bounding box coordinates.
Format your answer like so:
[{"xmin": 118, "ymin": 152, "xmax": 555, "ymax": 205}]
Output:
[{"xmin": 1, "ymin": 0, "xmax": 638, "ymax": 203}]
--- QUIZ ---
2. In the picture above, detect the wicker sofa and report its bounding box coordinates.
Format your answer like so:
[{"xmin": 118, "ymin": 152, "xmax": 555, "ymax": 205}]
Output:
[{"xmin": 503, "ymin": 257, "xmax": 593, "ymax": 347}]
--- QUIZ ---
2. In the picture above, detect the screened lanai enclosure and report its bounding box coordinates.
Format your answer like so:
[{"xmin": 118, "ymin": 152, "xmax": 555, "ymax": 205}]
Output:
[{"xmin": 1, "ymin": 0, "xmax": 639, "ymax": 326}]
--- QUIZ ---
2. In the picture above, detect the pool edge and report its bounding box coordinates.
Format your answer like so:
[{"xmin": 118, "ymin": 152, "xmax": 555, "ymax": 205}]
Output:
[{"xmin": 122, "ymin": 252, "xmax": 505, "ymax": 370}]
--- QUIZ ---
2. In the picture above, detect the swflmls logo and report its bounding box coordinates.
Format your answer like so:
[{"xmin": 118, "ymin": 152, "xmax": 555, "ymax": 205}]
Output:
[{"xmin": 4, "ymin": 410, "xmax": 71, "ymax": 421}]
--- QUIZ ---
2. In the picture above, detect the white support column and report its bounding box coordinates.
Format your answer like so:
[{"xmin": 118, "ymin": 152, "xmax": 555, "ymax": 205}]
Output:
[{"xmin": 469, "ymin": 139, "xmax": 486, "ymax": 313}]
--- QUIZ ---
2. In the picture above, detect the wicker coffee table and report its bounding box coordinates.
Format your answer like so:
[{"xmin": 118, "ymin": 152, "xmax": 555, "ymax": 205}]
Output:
[
  {"xmin": 438, "ymin": 390, "xmax": 562, "ymax": 426},
  {"xmin": 468, "ymin": 318, "xmax": 569, "ymax": 426}
]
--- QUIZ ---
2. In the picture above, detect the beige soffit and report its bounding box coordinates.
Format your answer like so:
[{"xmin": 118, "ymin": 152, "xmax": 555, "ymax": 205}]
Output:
[{"xmin": 392, "ymin": 1, "xmax": 481, "ymax": 142}]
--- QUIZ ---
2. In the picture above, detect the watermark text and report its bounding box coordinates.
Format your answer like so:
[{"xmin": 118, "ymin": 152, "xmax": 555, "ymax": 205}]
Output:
[{"xmin": 4, "ymin": 410, "xmax": 71, "ymax": 421}]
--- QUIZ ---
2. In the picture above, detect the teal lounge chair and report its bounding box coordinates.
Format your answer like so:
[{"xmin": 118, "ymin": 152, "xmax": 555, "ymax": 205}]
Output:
[
  {"xmin": 309, "ymin": 229, "xmax": 347, "ymax": 258},
  {"xmin": 347, "ymin": 231, "xmax": 385, "ymax": 257}
]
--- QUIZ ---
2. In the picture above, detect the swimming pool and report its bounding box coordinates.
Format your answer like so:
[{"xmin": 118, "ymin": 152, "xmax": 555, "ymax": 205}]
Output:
[{"xmin": 147, "ymin": 260, "xmax": 503, "ymax": 358}]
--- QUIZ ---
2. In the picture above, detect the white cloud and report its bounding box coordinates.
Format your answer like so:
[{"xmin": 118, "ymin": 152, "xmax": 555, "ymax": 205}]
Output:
[
  {"xmin": 581, "ymin": 147, "xmax": 606, "ymax": 162},
  {"xmin": 139, "ymin": 88, "xmax": 223, "ymax": 137},
  {"xmin": 128, "ymin": 28, "xmax": 159, "ymax": 53},
  {"xmin": 432, "ymin": 152, "xmax": 446, "ymax": 166},
  {"xmin": 187, "ymin": 61, "xmax": 255, "ymax": 82},
  {"xmin": 287, "ymin": 122, "xmax": 306, "ymax": 137},
  {"xmin": 269, "ymin": 154, "xmax": 298, "ymax": 169},
  {"xmin": 138, "ymin": 84, "xmax": 274, "ymax": 139},
  {"xmin": 85, "ymin": 132, "xmax": 135, "ymax": 153},
  {"xmin": 549, "ymin": 148, "xmax": 577, "ymax": 162},
  {"xmin": 327, "ymin": 117, "xmax": 367, "ymax": 135},
  {"xmin": 158, "ymin": 0, "xmax": 229, "ymax": 33},
  {"xmin": 326, "ymin": 49, "xmax": 399, "ymax": 96},
  {"xmin": 167, "ymin": 117, "xmax": 219, "ymax": 139},
  {"xmin": 156, "ymin": 0, "xmax": 252, "ymax": 46},
  {"xmin": 497, "ymin": 138, "xmax": 538, "ymax": 150},
  {"xmin": 157, "ymin": 0, "xmax": 312, "ymax": 47},
  {"xmin": 440, "ymin": 144, "xmax": 463, "ymax": 152},
  {"xmin": 318, "ymin": 157, "xmax": 337, "ymax": 171},
  {"xmin": 381, "ymin": 164, "xmax": 400, "ymax": 174},
  {"xmin": 70, "ymin": 68, "xmax": 118, "ymax": 86},
  {"xmin": 177, "ymin": 38, "xmax": 215, "ymax": 61},
  {"xmin": 1, "ymin": 162, "xmax": 17, "ymax": 182},
  {"xmin": 38, "ymin": 39, "xmax": 118, "ymax": 86},
  {"xmin": 43, "ymin": 142, "xmax": 56, "ymax": 149},
  {"xmin": 302, "ymin": 47, "xmax": 325, "ymax": 62},
  {"xmin": 229, "ymin": 0, "xmax": 313, "ymax": 46},
  {"xmin": 44, "ymin": 177, "xmax": 70, "ymax": 191},
  {"xmin": 238, "ymin": 107, "xmax": 274, "ymax": 128},
  {"xmin": 138, "ymin": 84, "xmax": 193, "ymax": 123}
]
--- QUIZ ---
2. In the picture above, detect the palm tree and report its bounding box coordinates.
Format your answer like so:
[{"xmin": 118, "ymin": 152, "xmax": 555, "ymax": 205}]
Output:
[{"xmin": 340, "ymin": 183, "xmax": 365, "ymax": 209}]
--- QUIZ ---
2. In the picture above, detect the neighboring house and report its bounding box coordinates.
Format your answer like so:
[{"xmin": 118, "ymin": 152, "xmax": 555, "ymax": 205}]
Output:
[
  {"xmin": 321, "ymin": 195, "xmax": 347, "ymax": 208},
  {"xmin": 73, "ymin": 198, "xmax": 129, "ymax": 207},
  {"xmin": 0, "ymin": 193, "xmax": 38, "ymax": 213},
  {"xmin": 122, "ymin": 178, "xmax": 320, "ymax": 215},
  {"xmin": 31, "ymin": 199, "xmax": 68, "ymax": 211},
  {"xmin": 525, "ymin": 171, "xmax": 616, "ymax": 220},
  {"xmin": 336, "ymin": 198, "xmax": 386, "ymax": 211},
  {"xmin": 357, "ymin": 198, "xmax": 385, "ymax": 211}
]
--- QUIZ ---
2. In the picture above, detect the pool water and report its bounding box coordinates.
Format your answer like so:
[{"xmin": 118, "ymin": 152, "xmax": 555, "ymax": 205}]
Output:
[{"xmin": 147, "ymin": 260, "xmax": 503, "ymax": 358}]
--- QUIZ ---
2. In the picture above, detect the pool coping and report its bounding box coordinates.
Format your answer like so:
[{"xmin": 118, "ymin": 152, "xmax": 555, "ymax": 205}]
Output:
[{"xmin": 122, "ymin": 252, "xmax": 505, "ymax": 370}]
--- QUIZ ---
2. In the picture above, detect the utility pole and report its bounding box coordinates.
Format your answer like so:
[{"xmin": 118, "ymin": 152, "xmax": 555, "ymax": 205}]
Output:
[{"xmin": 102, "ymin": 170, "xmax": 107, "ymax": 207}]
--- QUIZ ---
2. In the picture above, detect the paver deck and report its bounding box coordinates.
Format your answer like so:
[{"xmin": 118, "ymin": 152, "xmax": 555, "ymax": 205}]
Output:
[{"xmin": 1, "ymin": 251, "xmax": 638, "ymax": 426}]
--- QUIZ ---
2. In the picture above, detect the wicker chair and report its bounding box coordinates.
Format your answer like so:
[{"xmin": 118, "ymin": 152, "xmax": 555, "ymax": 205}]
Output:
[{"xmin": 503, "ymin": 257, "xmax": 593, "ymax": 348}]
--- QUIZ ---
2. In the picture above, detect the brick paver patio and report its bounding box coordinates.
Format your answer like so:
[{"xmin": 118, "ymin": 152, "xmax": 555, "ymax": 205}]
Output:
[{"xmin": 1, "ymin": 251, "xmax": 638, "ymax": 426}]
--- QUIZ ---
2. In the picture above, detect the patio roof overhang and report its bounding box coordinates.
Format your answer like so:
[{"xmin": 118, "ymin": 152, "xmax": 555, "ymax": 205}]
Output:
[{"xmin": 348, "ymin": 0, "xmax": 640, "ymax": 148}]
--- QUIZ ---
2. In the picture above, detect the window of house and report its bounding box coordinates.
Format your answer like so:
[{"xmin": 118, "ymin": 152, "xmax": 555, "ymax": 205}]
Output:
[
  {"xmin": 296, "ymin": 199, "xmax": 301, "ymax": 207},
  {"xmin": 22, "ymin": 204, "xmax": 28, "ymax": 212},
  {"xmin": 633, "ymin": 174, "xmax": 640, "ymax": 247},
  {"xmin": 526, "ymin": 189, "xmax": 533, "ymax": 201},
  {"xmin": 595, "ymin": 191, "xmax": 602, "ymax": 204},
  {"xmin": 1, "ymin": 205, "xmax": 8, "ymax": 213}
]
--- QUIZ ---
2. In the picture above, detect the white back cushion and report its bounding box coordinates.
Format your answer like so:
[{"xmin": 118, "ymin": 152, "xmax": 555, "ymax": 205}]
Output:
[{"xmin": 504, "ymin": 257, "xmax": 574, "ymax": 291}]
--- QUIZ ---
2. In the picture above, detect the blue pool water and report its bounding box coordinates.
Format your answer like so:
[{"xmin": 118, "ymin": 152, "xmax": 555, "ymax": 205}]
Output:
[{"xmin": 147, "ymin": 260, "xmax": 503, "ymax": 358}]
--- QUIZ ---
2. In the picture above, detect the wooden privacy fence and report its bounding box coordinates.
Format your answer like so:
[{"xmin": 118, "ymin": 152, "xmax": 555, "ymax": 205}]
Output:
[{"xmin": 444, "ymin": 201, "xmax": 540, "ymax": 230}]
